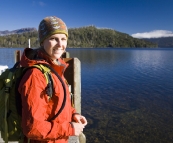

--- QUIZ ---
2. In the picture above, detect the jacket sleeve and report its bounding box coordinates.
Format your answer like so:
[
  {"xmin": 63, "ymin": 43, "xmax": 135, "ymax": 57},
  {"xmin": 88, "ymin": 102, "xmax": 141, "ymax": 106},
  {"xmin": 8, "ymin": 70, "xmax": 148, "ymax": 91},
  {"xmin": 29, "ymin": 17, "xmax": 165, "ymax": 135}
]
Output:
[{"xmin": 18, "ymin": 68, "xmax": 75, "ymax": 141}]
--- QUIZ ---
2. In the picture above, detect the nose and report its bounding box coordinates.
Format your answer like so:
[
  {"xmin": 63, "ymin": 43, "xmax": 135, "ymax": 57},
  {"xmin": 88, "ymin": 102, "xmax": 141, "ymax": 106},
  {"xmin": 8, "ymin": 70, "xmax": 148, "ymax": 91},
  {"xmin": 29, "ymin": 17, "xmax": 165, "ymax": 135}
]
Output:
[{"xmin": 56, "ymin": 39, "xmax": 62, "ymax": 47}]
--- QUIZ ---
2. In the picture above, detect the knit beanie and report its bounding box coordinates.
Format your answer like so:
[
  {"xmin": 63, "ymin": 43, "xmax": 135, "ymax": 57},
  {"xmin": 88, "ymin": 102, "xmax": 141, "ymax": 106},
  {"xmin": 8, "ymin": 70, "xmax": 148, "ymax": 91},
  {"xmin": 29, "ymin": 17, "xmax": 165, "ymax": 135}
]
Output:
[{"xmin": 38, "ymin": 16, "xmax": 68, "ymax": 44}]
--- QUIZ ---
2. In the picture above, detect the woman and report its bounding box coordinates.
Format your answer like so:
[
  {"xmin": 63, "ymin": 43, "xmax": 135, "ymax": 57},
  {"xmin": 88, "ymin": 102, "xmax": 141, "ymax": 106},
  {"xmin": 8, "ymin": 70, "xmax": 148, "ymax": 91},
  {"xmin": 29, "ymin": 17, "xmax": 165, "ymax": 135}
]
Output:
[{"xmin": 18, "ymin": 16, "xmax": 87, "ymax": 143}]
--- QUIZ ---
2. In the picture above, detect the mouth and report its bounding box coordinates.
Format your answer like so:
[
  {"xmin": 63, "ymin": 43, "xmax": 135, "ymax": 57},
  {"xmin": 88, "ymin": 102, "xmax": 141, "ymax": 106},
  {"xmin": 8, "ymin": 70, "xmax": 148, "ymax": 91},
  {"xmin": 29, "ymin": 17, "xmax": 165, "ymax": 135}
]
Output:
[{"xmin": 53, "ymin": 48, "xmax": 63, "ymax": 53}]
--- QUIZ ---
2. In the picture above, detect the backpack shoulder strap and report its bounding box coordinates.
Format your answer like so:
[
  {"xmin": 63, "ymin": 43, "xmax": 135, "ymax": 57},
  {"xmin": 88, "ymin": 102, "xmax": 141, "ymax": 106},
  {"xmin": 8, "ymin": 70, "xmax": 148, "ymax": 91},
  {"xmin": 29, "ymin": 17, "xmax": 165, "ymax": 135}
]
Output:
[
  {"xmin": 18, "ymin": 63, "xmax": 66, "ymax": 121},
  {"xmin": 40, "ymin": 63, "xmax": 67, "ymax": 121},
  {"xmin": 29, "ymin": 64, "xmax": 53, "ymax": 100},
  {"xmin": 3, "ymin": 70, "xmax": 13, "ymax": 143},
  {"xmin": 29, "ymin": 63, "xmax": 67, "ymax": 120}
]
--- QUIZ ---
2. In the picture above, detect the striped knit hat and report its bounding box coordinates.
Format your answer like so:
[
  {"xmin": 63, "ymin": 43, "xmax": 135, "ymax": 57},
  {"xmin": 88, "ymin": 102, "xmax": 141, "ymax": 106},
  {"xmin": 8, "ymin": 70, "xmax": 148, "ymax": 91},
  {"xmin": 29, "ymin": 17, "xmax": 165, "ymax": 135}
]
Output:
[{"xmin": 38, "ymin": 16, "xmax": 68, "ymax": 44}]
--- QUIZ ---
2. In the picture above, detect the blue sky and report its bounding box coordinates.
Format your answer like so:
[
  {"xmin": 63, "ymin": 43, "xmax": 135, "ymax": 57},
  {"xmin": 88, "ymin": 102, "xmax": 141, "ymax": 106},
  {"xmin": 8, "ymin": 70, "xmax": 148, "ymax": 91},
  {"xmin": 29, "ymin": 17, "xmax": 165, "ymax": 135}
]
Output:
[{"xmin": 1, "ymin": 0, "xmax": 173, "ymax": 38}]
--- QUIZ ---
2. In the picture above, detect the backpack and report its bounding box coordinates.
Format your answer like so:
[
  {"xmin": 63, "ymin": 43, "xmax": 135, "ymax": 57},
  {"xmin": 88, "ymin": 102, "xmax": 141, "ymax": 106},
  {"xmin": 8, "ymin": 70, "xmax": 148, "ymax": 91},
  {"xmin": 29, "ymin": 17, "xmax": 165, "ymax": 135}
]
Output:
[{"xmin": 0, "ymin": 62, "xmax": 67, "ymax": 143}]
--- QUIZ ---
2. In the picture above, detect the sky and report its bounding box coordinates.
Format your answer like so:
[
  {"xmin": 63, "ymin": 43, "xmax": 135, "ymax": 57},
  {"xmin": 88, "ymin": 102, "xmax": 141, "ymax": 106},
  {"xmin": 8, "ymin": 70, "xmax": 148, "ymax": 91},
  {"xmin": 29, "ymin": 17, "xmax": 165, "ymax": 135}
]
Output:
[{"xmin": 1, "ymin": 0, "xmax": 173, "ymax": 38}]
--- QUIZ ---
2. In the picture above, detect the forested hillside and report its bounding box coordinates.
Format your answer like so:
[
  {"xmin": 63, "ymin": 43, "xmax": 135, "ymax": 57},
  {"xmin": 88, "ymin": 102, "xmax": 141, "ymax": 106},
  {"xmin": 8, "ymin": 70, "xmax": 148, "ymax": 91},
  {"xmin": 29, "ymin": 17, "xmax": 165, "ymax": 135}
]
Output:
[
  {"xmin": 0, "ymin": 26, "xmax": 157, "ymax": 48},
  {"xmin": 143, "ymin": 37, "xmax": 173, "ymax": 48}
]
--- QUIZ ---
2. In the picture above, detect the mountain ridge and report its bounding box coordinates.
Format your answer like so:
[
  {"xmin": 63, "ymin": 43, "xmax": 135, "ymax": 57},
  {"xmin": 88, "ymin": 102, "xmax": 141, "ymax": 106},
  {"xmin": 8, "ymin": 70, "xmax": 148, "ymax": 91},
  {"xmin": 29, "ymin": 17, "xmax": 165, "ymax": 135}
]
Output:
[
  {"xmin": 0, "ymin": 28, "xmax": 37, "ymax": 36},
  {"xmin": 142, "ymin": 37, "xmax": 173, "ymax": 47},
  {"xmin": 0, "ymin": 26, "xmax": 159, "ymax": 48}
]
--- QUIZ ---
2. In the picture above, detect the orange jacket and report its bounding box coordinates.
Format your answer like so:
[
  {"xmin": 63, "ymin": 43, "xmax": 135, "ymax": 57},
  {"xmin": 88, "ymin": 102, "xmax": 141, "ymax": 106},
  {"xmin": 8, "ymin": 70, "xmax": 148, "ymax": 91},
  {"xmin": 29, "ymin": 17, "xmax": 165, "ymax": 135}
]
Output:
[{"xmin": 18, "ymin": 48, "xmax": 76, "ymax": 143}]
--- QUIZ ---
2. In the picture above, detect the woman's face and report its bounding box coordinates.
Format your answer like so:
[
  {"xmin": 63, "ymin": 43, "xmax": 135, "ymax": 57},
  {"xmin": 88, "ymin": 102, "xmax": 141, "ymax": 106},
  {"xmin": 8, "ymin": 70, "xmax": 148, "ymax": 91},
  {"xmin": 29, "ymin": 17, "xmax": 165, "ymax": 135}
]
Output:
[{"xmin": 43, "ymin": 33, "xmax": 67, "ymax": 61}]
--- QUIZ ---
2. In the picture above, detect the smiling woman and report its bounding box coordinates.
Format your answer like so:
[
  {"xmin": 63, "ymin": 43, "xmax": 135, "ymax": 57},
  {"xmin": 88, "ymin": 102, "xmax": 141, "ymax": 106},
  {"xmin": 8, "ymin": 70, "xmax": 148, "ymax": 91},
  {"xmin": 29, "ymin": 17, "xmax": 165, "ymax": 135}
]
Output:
[
  {"xmin": 42, "ymin": 34, "xmax": 67, "ymax": 62},
  {"xmin": 38, "ymin": 16, "xmax": 68, "ymax": 62},
  {"xmin": 16, "ymin": 16, "xmax": 88, "ymax": 143}
]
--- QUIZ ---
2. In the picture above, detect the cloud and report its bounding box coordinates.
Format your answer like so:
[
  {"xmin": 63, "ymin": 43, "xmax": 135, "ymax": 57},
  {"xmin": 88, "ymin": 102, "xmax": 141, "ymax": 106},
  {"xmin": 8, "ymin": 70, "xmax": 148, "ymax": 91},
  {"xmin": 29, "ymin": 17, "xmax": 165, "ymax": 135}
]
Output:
[
  {"xmin": 39, "ymin": 1, "xmax": 46, "ymax": 7},
  {"xmin": 131, "ymin": 30, "xmax": 173, "ymax": 39},
  {"xmin": 32, "ymin": 1, "xmax": 46, "ymax": 7}
]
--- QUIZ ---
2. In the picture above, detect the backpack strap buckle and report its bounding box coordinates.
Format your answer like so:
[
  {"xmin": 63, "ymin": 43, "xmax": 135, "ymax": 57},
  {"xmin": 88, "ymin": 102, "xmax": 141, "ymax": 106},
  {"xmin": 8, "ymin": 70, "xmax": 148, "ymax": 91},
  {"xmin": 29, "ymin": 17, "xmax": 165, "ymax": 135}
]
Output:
[{"xmin": 5, "ymin": 87, "xmax": 10, "ymax": 93}]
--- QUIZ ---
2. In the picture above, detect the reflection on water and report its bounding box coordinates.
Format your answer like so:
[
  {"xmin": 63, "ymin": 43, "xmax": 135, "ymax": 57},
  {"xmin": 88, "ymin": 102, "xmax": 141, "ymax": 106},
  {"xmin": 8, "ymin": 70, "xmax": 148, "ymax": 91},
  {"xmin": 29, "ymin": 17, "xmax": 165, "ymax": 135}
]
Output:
[
  {"xmin": 68, "ymin": 48, "xmax": 173, "ymax": 143},
  {"xmin": 1, "ymin": 48, "xmax": 173, "ymax": 143},
  {"xmin": 0, "ymin": 48, "xmax": 24, "ymax": 68}
]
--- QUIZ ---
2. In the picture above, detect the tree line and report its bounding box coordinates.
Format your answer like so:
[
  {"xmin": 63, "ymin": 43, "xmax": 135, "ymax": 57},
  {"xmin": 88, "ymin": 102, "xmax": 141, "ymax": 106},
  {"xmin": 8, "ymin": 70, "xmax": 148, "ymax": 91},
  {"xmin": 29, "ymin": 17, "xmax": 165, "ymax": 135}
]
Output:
[
  {"xmin": 143, "ymin": 37, "xmax": 173, "ymax": 48},
  {"xmin": 0, "ymin": 26, "xmax": 157, "ymax": 48}
]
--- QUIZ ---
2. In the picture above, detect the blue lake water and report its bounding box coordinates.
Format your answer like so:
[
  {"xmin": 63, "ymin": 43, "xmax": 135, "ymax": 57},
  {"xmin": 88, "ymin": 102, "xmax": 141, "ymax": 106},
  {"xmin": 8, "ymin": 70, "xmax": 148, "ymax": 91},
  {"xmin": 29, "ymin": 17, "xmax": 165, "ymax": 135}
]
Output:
[{"xmin": 0, "ymin": 47, "xmax": 173, "ymax": 143}]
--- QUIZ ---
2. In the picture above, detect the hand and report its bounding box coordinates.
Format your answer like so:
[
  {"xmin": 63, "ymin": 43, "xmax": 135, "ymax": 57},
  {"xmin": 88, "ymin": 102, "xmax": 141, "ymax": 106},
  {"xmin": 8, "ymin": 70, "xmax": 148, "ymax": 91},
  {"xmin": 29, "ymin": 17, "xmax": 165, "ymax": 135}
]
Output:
[
  {"xmin": 71, "ymin": 122, "xmax": 85, "ymax": 136},
  {"xmin": 72, "ymin": 114, "xmax": 88, "ymax": 127}
]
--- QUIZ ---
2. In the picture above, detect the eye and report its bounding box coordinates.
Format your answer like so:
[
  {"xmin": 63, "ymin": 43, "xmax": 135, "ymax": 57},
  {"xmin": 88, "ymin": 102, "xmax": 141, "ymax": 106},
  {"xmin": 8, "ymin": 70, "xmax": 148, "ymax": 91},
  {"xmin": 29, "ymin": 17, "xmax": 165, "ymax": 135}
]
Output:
[
  {"xmin": 62, "ymin": 37, "xmax": 67, "ymax": 41},
  {"xmin": 50, "ymin": 37, "xmax": 55, "ymax": 40}
]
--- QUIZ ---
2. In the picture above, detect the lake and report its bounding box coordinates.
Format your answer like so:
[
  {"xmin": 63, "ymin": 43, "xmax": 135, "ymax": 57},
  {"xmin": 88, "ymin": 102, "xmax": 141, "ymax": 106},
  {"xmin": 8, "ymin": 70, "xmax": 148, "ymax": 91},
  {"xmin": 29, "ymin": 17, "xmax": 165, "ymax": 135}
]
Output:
[{"xmin": 0, "ymin": 47, "xmax": 173, "ymax": 143}]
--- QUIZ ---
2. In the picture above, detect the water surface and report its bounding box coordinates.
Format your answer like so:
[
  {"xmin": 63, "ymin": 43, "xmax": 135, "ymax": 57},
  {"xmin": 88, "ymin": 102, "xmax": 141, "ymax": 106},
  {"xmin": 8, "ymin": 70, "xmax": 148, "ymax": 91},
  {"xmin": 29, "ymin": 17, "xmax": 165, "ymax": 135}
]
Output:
[
  {"xmin": 1, "ymin": 47, "xmax": 173, "ymax": 143},
  {"xmin": 68, "ymin": 48, "xmax": 173, "ymax": 143}
]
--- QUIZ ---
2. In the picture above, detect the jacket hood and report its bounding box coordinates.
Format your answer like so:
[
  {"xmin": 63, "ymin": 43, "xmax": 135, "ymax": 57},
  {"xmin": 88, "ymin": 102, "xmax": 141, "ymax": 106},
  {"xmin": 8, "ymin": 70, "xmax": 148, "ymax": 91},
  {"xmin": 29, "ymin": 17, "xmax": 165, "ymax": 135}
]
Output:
[
  {"xmin": 20, "ymin": 48, "xmax": 43, "ymax": 67},
  {"xmin": 20, "ymin": 48, "xmax": 68, "ymax": 75}
]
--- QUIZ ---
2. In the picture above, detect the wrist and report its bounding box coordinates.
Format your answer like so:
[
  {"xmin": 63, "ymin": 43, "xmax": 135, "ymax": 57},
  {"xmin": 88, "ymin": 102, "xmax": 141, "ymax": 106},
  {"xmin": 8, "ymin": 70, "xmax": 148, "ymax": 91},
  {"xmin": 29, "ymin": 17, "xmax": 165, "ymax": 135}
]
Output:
[{"xmin": 72, "ymin": 113, "xmax": 80, "ymax": 121}]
